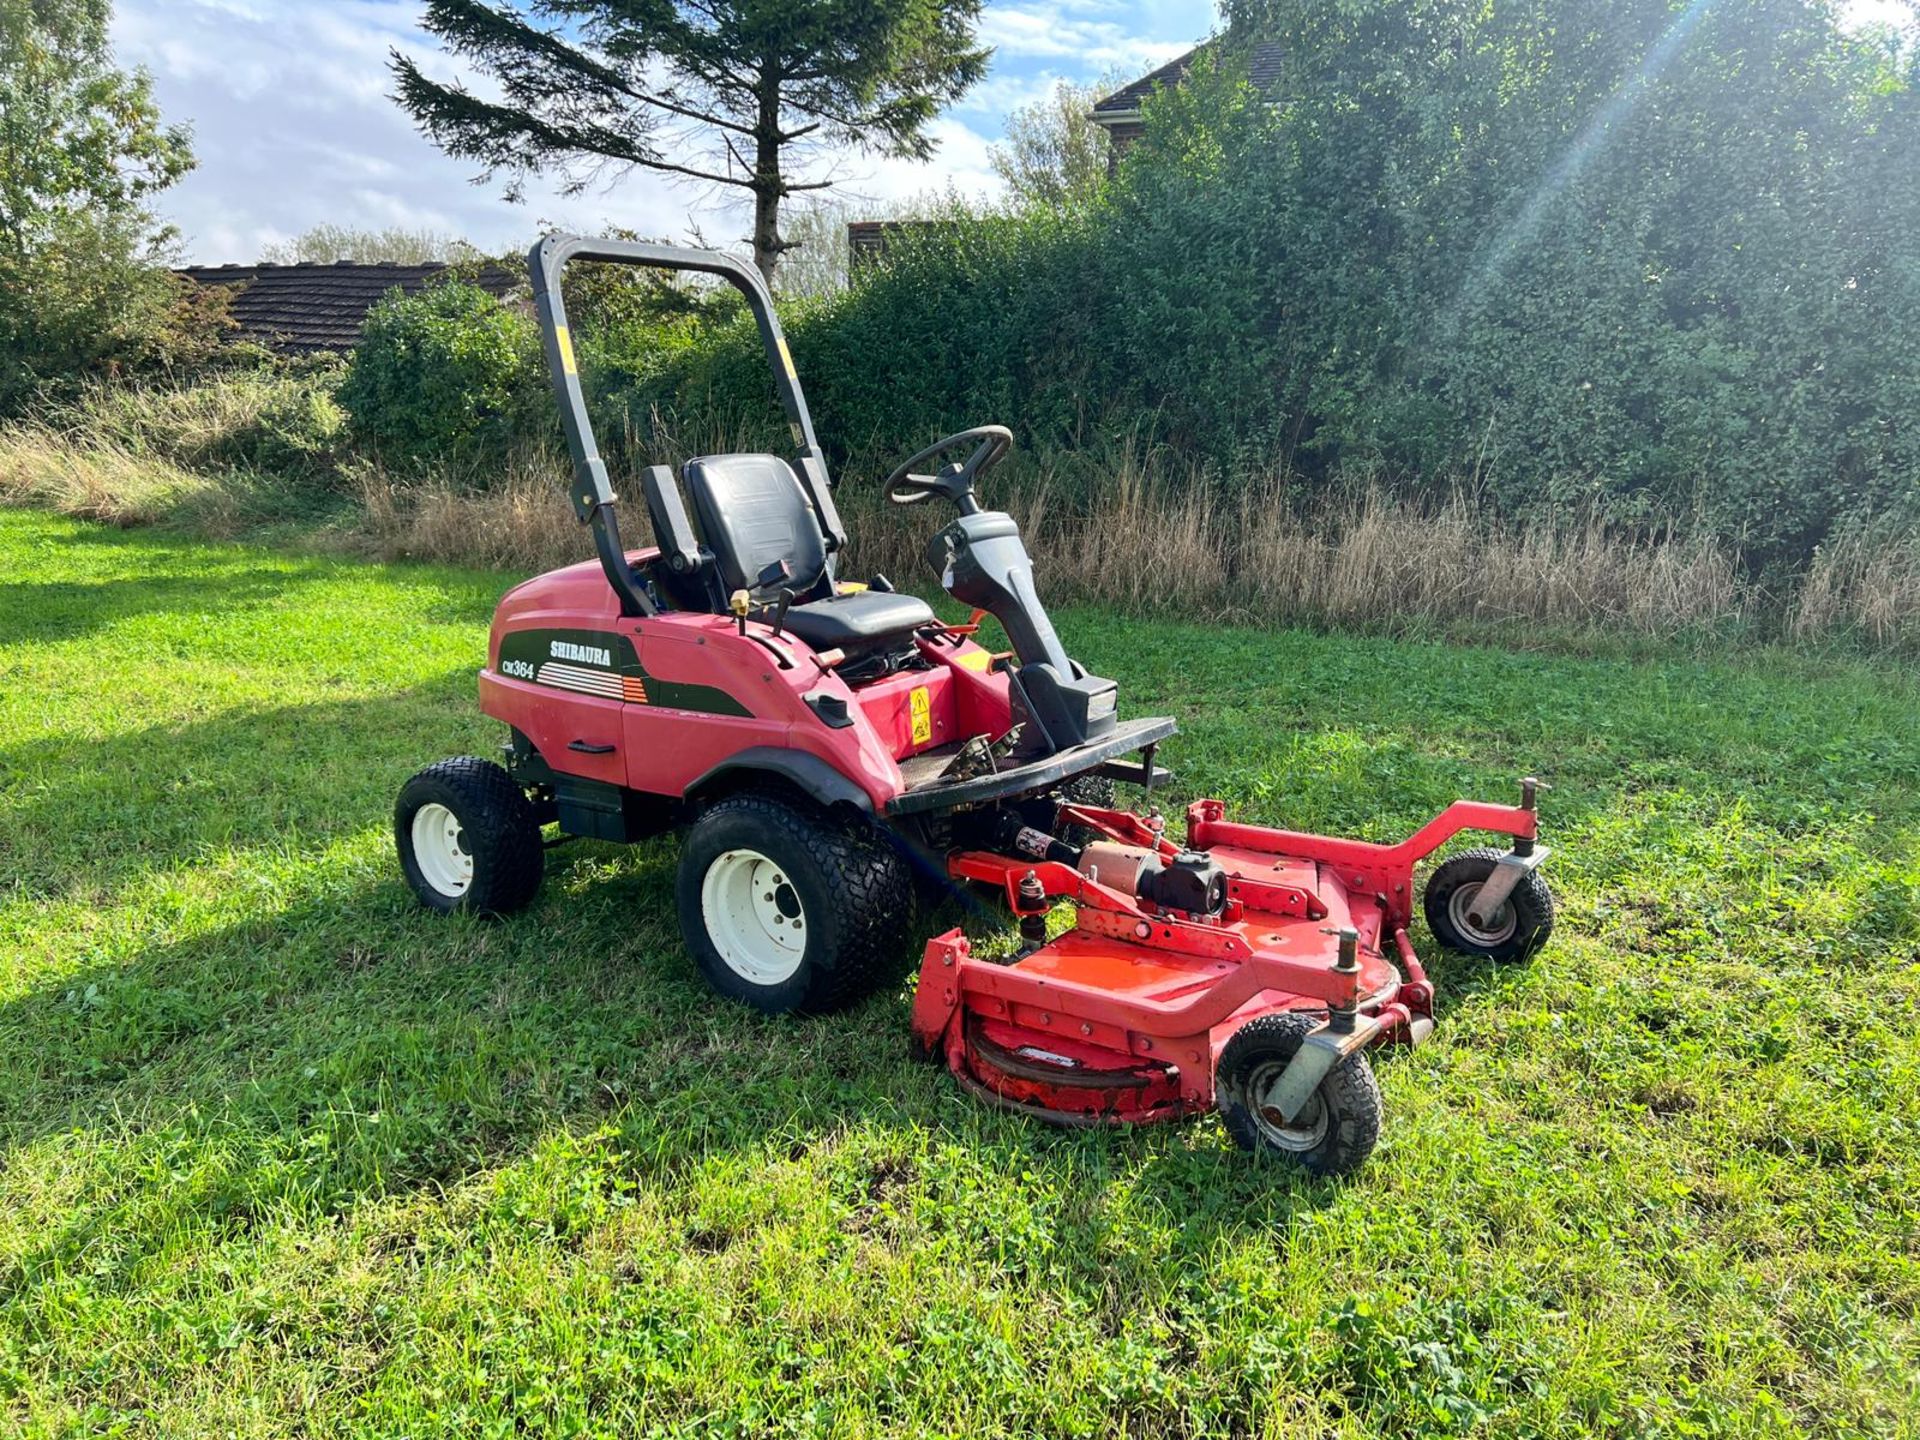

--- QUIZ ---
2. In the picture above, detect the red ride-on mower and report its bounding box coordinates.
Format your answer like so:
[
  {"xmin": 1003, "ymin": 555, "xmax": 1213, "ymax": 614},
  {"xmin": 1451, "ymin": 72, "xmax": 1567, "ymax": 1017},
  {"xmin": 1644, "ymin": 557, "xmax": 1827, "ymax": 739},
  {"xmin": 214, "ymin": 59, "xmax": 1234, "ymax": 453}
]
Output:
[{"xmin": 394, "ymin": 234, "xmax": 1557, "ymax": 1175}]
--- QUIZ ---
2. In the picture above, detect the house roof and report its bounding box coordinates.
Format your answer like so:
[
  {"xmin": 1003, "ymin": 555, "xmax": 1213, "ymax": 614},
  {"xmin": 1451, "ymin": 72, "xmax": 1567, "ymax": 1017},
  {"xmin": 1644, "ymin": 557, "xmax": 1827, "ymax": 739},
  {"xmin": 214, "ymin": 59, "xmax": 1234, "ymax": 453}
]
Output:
[
  {"xmin": 1091, "ymin": 38, "xmax": 1285, "ymax": 122},
  {"xmin": 172, "ymin": 261, "xmax": 519, "ymax": 354}
]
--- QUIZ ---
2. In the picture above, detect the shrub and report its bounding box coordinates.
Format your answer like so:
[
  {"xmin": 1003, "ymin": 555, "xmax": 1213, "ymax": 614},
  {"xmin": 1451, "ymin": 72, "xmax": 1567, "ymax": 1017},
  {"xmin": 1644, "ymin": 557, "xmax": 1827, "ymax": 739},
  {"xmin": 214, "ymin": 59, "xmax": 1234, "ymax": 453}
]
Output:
[
  {"xmin": 1102, "ymin": 1, "xmax": 1920, "ymax": 566},
  {"xmin": 0, "ymin": 219, "xmax": 210, "ymax": 414},
  {"xmin": 338, "ymin": 283, "xmax": 541, "ymax": 467},
  {"xmin": 596, "ymin": 203, "xmax": 1110, "ymax": 469}
]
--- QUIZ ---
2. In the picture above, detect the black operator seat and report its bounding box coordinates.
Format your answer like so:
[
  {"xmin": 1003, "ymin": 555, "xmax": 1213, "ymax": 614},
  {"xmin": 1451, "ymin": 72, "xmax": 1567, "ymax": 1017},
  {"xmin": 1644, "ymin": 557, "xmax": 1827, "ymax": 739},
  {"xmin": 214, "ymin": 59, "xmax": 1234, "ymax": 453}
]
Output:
[{"xmin": 679, "ymin": 454, "xmax": 934, "ymax": 655}]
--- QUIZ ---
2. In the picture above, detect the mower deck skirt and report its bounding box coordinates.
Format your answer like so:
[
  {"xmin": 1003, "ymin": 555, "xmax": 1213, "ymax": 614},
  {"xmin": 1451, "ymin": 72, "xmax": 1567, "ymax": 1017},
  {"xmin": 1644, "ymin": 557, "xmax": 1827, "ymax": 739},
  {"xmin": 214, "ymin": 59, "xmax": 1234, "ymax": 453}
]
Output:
[{"xmin": 914, "ymin": 795, "xmax": 1543, "ymax": 1126}]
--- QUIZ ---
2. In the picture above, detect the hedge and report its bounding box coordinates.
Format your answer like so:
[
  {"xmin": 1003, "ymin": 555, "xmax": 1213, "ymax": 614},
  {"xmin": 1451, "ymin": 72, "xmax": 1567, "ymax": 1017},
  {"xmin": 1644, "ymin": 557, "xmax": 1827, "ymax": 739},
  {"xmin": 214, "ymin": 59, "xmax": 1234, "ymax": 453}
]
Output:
[{"xmin": 609, "ymin": 0, "xmax": 1920, "ymax": 569}]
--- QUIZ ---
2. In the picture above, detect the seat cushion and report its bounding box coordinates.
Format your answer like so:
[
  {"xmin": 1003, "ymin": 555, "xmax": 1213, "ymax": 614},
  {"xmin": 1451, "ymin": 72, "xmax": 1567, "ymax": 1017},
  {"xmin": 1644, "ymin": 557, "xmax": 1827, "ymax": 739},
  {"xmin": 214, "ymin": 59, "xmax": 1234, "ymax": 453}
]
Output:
[
  {"xmin": 682, "ymin": 454, "xmax": 828, "ymax": 595},
  {"xmin": 778, "ymin": 590, "xmax": 935, "ymax": 655}
]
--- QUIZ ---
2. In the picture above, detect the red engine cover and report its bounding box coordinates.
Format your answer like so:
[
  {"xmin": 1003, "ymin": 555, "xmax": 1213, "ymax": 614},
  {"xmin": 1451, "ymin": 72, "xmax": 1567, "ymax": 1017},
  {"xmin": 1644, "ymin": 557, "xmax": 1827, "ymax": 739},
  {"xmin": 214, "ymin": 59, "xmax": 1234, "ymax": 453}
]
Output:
[{"xmin": 476, "ymin": 552, "xmax": 1010, "ymax": 809}]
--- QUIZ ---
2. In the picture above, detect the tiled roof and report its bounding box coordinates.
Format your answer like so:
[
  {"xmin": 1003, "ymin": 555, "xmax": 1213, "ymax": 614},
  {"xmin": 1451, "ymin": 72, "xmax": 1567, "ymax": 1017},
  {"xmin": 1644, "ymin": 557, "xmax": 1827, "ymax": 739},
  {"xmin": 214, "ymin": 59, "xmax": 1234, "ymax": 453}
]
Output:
[
  {"xmin": 172, "ymin": 261, "xmax": 520, "ymax": 354},
  {"xmin": 1091, "ymin": 38, "xmax": 1285, "ymax": 119}
]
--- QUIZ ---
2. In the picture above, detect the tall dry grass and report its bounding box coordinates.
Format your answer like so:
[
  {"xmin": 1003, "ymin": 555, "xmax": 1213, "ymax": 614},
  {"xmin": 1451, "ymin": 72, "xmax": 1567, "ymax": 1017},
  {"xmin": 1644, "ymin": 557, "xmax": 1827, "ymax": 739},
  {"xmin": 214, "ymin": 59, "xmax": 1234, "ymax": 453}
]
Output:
[
  {"xmin": 0, "ymin": 423, "xmax": 218, "ymax": 525},
  {"xmin": 357, "ymin": 446, "xmax": 583, "ymax": 573},
  {"xmin": 6, "ymin": 405, "xmax": 1917, "ymax": 654},
  {"xmin": 836, "ymin": 450, "xmax": 1750, "ymax": 640},
  {"xmin": 353, "ymin": 442, "xmax": 1867, "ymax": 649},
  {"xmin": 1791, "ymin": 530, "xmax": 1920, "ymax": 652},
  {"xmin": 0, "ymin": 371, "xmax": 350, "ymax": 538},
  {"xmin": 30, "ymin": 372, "xmax": 346, "ymax": 473}
]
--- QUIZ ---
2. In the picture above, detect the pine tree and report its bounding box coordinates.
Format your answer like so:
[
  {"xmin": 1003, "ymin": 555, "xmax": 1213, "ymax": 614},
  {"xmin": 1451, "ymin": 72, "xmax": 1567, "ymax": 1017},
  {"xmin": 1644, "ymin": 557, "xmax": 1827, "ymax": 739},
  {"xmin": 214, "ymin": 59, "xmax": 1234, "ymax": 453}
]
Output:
[{"xmin": 391, "ymin": 0, "xmax": 990, "ymax": 284}]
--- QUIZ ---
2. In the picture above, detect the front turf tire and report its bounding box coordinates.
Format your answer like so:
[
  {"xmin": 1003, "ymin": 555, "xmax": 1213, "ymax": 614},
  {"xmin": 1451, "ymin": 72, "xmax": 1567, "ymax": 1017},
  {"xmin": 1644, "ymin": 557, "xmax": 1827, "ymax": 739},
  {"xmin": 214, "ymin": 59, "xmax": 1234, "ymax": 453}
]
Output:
[
  {"xmin": 1423, "ymin": 847, "xmax": 1555, "ymax": 962},
  {"xmin": 1216, "ymin": 1011, "xmax": 1383, "ymax": 1178},
  {"xmin": 676, "ymin": 793, "xmax": 914, "ymax": 1015},
  {"xmin": 395, "ymin": 757, "xmax": 544, "ymax": 916}
]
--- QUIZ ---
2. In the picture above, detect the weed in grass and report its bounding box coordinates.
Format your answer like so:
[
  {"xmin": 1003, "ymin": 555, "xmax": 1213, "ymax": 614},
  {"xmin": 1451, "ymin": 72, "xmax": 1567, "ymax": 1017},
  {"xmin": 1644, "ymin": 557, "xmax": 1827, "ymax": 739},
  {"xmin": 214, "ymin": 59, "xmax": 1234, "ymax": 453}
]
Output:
[{"xmin": 0, "ymin": 507, "xmax": 1917, "ymax": 1436}]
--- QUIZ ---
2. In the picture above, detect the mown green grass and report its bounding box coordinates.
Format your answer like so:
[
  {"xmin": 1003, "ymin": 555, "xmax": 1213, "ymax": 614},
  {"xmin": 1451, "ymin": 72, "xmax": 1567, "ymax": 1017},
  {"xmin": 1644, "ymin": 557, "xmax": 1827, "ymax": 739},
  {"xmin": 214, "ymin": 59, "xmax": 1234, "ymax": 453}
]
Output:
[{"xmin": 1, "ymin": 505, "xmax": 1916, "ymax": 1438}]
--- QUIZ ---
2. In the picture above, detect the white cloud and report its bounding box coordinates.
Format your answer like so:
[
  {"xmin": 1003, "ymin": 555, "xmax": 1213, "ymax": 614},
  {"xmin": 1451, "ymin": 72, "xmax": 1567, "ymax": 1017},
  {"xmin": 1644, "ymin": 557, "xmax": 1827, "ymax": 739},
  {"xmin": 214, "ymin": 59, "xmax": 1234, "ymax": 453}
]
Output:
[
  {"xmin": 114, "ymin": 0, "xmax": 1209, "ymax": 263},
  {"xmin": 115, "ymin": 0, "xmax": 712, "ymax": 260},
  {"xmin": 978, "ymin": 0, "xmax": 1195, "ymax": 68},
  {"xmin": 836, "ymin": 120, "xmax": 1008, "ymax": 211},
  {"xmin": 1842, "ymin": 0, "xmax": 1917, "ymax": 28},
  {"xmin": 954, "ymin": 67, "xmax": 1086, "ymax": 120}
]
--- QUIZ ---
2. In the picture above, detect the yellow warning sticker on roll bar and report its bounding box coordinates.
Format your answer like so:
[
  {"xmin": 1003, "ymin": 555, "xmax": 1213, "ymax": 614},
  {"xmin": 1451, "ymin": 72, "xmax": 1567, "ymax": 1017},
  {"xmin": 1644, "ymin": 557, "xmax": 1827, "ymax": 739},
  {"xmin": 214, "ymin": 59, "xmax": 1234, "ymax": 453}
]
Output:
[{"xmin": 554, "ymin": 324, "xmax": 577, "ymax": 375}]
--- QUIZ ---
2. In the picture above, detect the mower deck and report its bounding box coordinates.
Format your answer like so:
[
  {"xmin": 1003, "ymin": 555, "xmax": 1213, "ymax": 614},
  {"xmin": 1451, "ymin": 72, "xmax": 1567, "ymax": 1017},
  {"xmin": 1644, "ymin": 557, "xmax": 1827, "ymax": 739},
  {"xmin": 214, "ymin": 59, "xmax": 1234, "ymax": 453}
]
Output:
[
  {"xmin": 912, "ymin": 794, "xmax": 1549, "ymax": 1165},
  {"xmin": 914, "ymin": 858, "xmax": 1412, "ymax": 1124}
]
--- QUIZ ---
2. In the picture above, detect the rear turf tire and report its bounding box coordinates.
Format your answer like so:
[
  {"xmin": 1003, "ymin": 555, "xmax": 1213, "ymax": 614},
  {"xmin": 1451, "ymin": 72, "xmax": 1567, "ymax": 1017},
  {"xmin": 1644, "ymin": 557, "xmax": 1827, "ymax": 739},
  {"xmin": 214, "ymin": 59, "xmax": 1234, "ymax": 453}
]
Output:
[
  {"xmin": 1216, "ymin": 1011, "xmax": 1382, "ymax": 1178},
  {"xmin": 395, "ymin": 757, "xmax": 544, "ymax": 916},
  {"xmin": 676, "ymin": 793, "xmax": 913, "ymax": 1015},
  {"xmin": 1423, "ymin": 847, "xmax": 1555, "ymax": 962}
]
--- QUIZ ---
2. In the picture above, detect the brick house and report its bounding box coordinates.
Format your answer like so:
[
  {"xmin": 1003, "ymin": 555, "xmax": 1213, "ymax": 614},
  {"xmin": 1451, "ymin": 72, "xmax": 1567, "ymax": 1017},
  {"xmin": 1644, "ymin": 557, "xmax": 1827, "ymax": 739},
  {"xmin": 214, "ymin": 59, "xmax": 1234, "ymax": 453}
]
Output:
[{"xmin": 1090, "ymin": 38, "xmax": 1286, "ymax": 166}]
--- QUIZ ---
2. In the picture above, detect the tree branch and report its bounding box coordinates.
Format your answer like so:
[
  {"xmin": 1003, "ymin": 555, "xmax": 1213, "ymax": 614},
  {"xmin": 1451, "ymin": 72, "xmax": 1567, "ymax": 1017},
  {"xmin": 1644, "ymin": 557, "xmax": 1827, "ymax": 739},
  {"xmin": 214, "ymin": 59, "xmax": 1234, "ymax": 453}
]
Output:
[
  {"xmin": 393, "ymin": 57, "xmax": 749, "ymax": 191},
  {"xmin": 639, "ymin": 153, "xmax": 751, "ymax": 188},
  {"xmin": 622, "ymin": 84, "xmax": 756, "ymax": 135}
]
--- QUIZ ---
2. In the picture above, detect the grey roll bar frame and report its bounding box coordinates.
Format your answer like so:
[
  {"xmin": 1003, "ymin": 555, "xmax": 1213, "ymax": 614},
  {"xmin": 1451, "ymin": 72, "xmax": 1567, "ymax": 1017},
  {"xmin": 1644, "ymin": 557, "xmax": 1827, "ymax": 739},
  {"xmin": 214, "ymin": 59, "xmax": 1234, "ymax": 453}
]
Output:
[{"xmin": 527, "ymin": 233, "xmax": 847, "ymax": 618}]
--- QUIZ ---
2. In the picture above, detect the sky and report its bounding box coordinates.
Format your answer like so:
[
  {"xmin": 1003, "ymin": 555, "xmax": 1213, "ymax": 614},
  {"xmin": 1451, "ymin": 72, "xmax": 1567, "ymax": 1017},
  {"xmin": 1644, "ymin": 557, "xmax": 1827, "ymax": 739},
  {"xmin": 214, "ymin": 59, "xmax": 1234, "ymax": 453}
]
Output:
[{"xmin": 115, "ymin": 0, "xmax": 1211, "ymax": 265}]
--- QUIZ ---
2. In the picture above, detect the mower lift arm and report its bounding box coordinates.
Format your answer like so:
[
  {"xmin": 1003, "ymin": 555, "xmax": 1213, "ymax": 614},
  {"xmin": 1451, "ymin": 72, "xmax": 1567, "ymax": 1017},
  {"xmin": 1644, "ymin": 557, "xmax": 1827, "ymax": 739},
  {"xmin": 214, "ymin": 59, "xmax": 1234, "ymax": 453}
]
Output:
[{"xmin": 527, "ymin": 234, "xmax": 847, "ymax": 617}]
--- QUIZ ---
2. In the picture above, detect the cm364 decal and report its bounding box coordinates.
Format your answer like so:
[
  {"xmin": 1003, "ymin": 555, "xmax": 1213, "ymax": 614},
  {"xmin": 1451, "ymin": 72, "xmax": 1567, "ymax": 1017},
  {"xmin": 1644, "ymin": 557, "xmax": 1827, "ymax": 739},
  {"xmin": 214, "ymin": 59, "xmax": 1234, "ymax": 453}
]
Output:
[{"xmin": 493, "ymin": 628, "xmax": 751, "ymax": 717}]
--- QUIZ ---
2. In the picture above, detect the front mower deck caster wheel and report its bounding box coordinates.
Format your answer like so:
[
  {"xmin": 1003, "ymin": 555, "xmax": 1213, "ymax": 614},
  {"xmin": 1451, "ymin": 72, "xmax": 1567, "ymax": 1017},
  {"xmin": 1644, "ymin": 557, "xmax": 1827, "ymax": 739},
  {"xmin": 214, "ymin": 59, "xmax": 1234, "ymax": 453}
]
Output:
[
  {"xmin": 395, "ymin": 756, "xmax": 545, "ymax": 916},
  {"xmin": 677, "ymin": 793, "xmax": 913, "ymax": 1015},
  {"xmin": 1423, "ymin": 846, "xmax": 1555, "ymax": 962},
  {"xmin": 1215, "ymin": 1011, "xmax": 1383, "ymax": 1177}
]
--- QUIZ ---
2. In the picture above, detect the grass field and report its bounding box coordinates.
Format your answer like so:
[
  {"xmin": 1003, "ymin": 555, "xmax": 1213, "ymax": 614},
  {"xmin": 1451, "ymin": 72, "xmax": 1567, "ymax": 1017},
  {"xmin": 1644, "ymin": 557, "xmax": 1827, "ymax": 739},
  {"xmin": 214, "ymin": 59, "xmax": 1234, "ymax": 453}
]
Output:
[{"xmin": 1, "ymin": 505, "xmax": 1917, "ymax": 1438}]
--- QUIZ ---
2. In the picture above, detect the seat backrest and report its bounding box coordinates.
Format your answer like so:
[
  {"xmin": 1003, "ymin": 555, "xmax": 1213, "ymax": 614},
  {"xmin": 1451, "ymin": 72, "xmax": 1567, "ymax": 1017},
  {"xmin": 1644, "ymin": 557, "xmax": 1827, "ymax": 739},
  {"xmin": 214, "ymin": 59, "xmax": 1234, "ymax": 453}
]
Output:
[{"xmin": 682, "ymin": 454, "xmax": 828, "ymax": 596}]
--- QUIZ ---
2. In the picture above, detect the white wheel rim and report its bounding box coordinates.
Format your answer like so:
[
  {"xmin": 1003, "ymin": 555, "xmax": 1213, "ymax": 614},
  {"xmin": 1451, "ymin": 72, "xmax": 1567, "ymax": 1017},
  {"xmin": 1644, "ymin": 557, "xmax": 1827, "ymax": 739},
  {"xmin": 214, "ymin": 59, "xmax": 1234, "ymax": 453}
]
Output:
[
  {"xmin": 411, "ymin": 802, "xmax": 474, "ymax": 897},
  {"xmin": 1449, "ymin": 880, "xmax": 1518, "ymax": 947},
  {"xmin": 1247, "ymin": 1056, "xmax": 1331, "ymax": 1152},
  {"xmin": 700, "ymin": 848, "xmax": 808, "ymax": 986}
]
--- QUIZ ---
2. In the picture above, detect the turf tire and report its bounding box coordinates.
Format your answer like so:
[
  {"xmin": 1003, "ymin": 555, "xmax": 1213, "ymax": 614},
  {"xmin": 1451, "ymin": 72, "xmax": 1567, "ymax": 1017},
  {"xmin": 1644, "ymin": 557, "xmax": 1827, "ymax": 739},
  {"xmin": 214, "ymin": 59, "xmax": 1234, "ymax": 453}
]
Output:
[
  {"xmin": 1423, "ymin": 847, "xmax": 1555, "ymax": 962},
  {"xmin": 395, "ymin": 756, "xmax": 544, "ymax": 916},
  {"xmin": 1216, "ymin": 1011, "xmax": 1383, "ymax": 1178},
  {"xmin": 677, "ymin": 793, "xmax": 914, "ymax": 1015}
]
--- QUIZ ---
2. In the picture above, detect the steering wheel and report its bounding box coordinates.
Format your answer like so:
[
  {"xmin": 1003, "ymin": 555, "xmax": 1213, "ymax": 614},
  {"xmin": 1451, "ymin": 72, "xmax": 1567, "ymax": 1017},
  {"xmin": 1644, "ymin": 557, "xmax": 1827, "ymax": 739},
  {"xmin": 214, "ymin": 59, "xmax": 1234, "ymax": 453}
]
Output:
[{"xmin": 884, "ymin": 425, "xmax": 1012, "ymax": 509}]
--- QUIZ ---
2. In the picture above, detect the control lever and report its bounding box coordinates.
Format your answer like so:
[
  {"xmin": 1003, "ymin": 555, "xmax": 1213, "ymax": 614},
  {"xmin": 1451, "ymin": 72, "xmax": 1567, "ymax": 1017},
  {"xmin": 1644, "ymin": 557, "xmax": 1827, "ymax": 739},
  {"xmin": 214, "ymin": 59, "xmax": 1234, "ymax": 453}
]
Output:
[{"xmin": 771, "ymin": 587, "xmax": 795, "ymax": 639}]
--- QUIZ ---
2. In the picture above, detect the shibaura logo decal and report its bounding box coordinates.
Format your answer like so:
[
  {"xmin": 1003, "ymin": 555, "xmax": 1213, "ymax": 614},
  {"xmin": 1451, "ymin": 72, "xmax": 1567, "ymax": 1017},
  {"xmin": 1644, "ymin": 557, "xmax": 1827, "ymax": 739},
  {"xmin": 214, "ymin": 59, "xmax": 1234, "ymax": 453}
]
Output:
[
  {"xmin": 496, "ymin": 628, "xmax": 632, "ymax": 696},
  {"xmin": 493, "ymin": 627, "xmax": 753, "ymax": 718},
  {"xmin": 550, "ymin": 639, "xmax": 612, "ymax": 667}
]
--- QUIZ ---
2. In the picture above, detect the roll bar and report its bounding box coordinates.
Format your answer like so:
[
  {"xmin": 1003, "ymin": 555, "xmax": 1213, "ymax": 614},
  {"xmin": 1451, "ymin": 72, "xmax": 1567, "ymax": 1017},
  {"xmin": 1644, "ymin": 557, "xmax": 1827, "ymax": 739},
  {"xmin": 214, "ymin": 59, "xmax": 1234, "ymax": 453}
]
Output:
[{"xmin": 527, "ymin": 233, "xmax": 846, "ymax": 618}]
